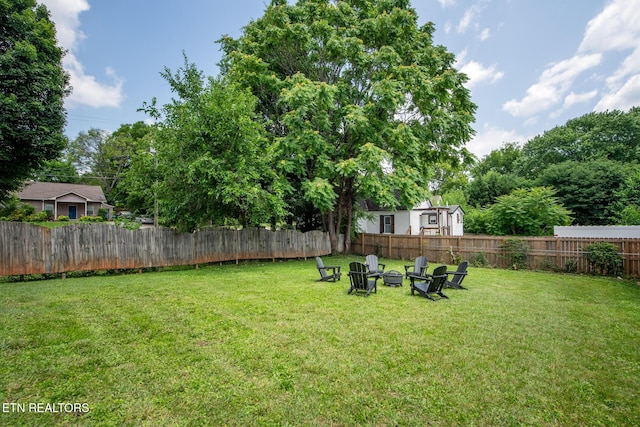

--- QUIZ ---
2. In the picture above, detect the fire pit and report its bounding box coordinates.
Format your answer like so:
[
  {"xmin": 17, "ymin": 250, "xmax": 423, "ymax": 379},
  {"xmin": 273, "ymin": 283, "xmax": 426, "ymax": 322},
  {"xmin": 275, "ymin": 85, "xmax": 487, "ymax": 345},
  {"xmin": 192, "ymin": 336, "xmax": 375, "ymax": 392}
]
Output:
[{"xmin": 383, "ymin": 270, "xmax": 403, "ymax": 287}]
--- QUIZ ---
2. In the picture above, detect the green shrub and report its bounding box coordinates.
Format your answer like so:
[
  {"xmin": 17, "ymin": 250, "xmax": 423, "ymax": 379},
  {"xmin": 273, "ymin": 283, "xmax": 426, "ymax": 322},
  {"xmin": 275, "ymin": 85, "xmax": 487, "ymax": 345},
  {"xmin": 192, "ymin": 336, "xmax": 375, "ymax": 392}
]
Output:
[
  {"xmin": 0, "ymin": 197, "xmax": 36, "ymax": 221},
  {"xmin": 80, "ymin": 215, "xmax": 103, "ymax": 222},
  {"xmin": 26, "ymin": 211, "xmax": 50, "ymax": 222},
  {"xmin": 469, "ymin": 252, "xmax": 489, "ymax": 267},
  {"xmin": 499, "ymin": 237, "xmax": 530, "ymax": 270},
  {"xmin": 115, "ymin": 217, "xmax": 141, "ymax": 230},
  {"xmin": 98, "ymin": 208, "xmax": 109, "ymax": 220},
  {"xmin": 584, "ymin": 242, "xmax": 623, "ymax": 276},
  {"xmin": 565, "ymin": 258, "xmax": 578, "ymax": 274},
  {"xmin": 58, "ymin": 215, "xmax": 69, "ymax": 221}
]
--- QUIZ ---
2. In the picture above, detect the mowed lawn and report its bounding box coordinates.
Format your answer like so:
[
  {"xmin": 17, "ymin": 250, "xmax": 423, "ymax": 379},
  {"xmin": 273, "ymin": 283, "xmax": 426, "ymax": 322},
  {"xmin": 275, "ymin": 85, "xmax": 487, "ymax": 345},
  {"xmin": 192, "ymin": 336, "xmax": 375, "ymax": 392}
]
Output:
[{"xmin": 1, "ymin": 256, "xmax": 639, "ymax": 426}]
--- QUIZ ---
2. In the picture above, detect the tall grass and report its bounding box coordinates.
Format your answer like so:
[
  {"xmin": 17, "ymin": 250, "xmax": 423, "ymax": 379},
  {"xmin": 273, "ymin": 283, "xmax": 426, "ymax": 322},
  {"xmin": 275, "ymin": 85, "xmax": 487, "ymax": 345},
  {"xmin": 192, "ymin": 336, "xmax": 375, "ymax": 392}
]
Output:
[{"xmin": 1, "ymin": 256, "xmax": 639, "ymax": 426}]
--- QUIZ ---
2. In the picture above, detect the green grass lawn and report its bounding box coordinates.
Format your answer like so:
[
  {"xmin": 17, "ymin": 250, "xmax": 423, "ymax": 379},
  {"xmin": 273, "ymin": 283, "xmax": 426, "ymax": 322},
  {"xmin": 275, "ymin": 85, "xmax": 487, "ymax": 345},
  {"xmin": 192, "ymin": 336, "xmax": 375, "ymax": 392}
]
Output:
[{"xmin": 1, "ymin": 256, "xmax": 639, "ymax": 426}]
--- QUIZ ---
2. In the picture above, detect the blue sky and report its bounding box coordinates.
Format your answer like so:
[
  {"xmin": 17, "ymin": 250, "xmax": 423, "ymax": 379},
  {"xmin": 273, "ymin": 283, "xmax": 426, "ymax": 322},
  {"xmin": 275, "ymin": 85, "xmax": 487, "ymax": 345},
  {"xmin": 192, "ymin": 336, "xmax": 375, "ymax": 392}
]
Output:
[{"xmin": 41, "ymin": 0, "xmax": 640, "ymax": 158}]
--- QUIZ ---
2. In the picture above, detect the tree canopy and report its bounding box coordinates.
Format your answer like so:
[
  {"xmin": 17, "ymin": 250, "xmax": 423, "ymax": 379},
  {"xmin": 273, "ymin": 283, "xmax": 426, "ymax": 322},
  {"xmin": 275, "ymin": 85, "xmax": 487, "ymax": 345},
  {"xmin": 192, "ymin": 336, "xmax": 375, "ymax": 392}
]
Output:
[
  {"xmin": 0, "ymin": 0, "xmax": 70, "ymax": 202},
  {"xmin": 142, "ymin": 58, "xmax": 286, "ymax": 232},
  {"xmin": 515, "ymin": 108, "xmax": 640, "ymax": 179},
  {"xmin": 219, "ymin": 0, "xmax": 476, "ymax": 250}
]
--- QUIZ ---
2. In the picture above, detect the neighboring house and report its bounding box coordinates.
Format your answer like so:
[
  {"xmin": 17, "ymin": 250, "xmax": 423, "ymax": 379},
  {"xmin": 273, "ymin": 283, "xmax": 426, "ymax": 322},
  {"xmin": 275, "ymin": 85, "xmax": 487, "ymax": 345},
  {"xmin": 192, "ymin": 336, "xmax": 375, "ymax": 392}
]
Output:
[
  {"xmin": 358, "ymin": 198, "xmax": 464, "ymax": 236},
  {"xmin": 15, "ymin": 181, "xmax": 113, "ymax": 220}
]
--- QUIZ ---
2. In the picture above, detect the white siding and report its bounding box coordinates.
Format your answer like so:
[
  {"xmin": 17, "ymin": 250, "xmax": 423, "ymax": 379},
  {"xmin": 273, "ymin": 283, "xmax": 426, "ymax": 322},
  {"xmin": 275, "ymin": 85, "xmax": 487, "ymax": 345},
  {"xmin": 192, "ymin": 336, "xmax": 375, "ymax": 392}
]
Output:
[{"xmin": 357, "ymin": 211, "xmax": 414, "ymax": 234}]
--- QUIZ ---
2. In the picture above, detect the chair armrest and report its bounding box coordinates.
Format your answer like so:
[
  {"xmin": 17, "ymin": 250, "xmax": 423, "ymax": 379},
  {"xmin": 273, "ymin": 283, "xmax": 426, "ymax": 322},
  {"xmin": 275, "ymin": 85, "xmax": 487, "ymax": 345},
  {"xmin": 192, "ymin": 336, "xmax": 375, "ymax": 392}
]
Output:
[
  {"xmin": 446, "ymin": 271, "xmax": 467, "ymax": 276},
  {"xmin": 379, "ymin": 263, "xmax": 386, "ymax": 269}
]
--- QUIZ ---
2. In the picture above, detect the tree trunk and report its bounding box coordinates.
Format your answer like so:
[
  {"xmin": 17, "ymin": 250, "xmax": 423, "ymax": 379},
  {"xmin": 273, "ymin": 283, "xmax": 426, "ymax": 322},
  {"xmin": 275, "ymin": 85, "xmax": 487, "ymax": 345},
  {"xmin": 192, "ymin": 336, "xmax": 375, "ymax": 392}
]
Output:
[
  {"xmin": 344, "ymin": 200, "xmax": 353, "ymax": 254},
  {"xmin": 327, "ymin": 210, "xmax": 338, "ymax": 253}
]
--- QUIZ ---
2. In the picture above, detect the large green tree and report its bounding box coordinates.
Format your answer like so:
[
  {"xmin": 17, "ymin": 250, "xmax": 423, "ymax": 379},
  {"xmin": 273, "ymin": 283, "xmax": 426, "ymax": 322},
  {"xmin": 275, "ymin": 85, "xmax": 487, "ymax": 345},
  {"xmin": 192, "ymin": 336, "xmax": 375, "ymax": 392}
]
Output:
[
  {"xmin": 142, "ymin": 58, "xmax": 286, "ymax": 232},
  {"xmin": 472, "ymin": 141, "xmax": 522, "ymax": 177},
  {"xmin": 65, "ymin": 123, "xmax": 152, "ymax": 205},
  {"xmin": 466, "ymin": 170, "xmax": 531, "ymax": 208},
  {"xmin": 516, "ymin": 108, "xmax": 640, "ymax": 179},
  {"xmin": 219, "ymin": 0, "xmax": 475, "ymax": 251},
  {"xmin": 536, "ymin": 159, "xmax": 634, "ymax": 225},
  {"xmin": 0, "ymin": 0, "xmax": 70, "ymax": 202}
]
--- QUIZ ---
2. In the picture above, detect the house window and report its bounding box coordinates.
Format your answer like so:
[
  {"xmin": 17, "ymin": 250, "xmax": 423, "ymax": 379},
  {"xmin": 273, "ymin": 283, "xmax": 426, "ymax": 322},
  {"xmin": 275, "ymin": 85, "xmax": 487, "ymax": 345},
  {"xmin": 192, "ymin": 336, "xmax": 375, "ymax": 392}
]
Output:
[
  {"xmin": 87, "ymin": 204, "xmax": 94, "ymax": 216},
  {"xmin": 44, "ymin": 201, "xmax": 54, "ymax": 213},
  {"xmin": 379, "ymin": 215, "xmax": 395, "ymax": 234},
  {"xmin": 428, "ymin": 214, "xmax": 437, "ymax": 225}
]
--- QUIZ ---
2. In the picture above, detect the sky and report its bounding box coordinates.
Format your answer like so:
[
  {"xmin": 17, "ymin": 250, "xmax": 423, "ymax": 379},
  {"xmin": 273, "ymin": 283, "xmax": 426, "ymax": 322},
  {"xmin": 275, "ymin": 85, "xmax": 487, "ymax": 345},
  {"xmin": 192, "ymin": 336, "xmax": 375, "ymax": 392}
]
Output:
[{"xmin": 40, "ymin": 0, "xmax": 640, "ymax": 159}]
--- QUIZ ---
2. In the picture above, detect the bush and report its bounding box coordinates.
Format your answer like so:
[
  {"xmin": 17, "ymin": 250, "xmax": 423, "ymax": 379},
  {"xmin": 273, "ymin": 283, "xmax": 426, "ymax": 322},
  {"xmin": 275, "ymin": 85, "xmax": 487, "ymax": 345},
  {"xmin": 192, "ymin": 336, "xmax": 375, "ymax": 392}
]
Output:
[
  {"xmin": 584, "ymin": 242, "xmax": 623, "ymax": 276},
  {"xmin": 115, "ymin": 217, "xmax": 141, "ymax": 230},
  {"xmin": 98, "ymin": 208, "xmax": 109, "ymax": 220},
  {"xmin": 58, "ymin": 215, "xmax": 69, "ymax": 221},
  {"xmin": 469, "ymin": 252, "xmax": 490, "ymax": 268},
  {"xmin": 500, "ymin": 237, "xmax": 530, "ymax": 270},
  {"xmin": 80, "ymin": 215, "xmax": 103, "ymax": 222},
  {"xmin": 565, "ymin": 258, "xmax": 578, "ymax": 274},
  {"xmin": 26, "ymin": 211, "xmax": 50, "ymax": 222},
  {"xmin": 0, "ymin": 197, "xmax": 36, "ymax": 221}
]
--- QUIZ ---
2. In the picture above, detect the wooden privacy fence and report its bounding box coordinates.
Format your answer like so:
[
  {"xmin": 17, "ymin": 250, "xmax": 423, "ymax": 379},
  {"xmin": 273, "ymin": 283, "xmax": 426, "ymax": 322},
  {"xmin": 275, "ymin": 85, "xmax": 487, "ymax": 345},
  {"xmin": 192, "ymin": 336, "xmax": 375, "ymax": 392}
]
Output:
[
  {"xmin": 0, "ymin": 222, "xmax": 331, "ymax": 276},
  {"xmin": 353, "ymin": 233, "xmax": 640, "ymax": 277}
]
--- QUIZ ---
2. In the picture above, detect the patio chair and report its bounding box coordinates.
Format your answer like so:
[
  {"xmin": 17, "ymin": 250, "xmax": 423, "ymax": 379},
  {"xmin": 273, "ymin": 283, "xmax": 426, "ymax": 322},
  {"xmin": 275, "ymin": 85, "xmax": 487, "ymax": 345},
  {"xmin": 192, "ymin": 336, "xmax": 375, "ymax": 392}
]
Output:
[
  {"xmin": 348, "ymin": 262, "xmax": 378, "ymax": 297},
  {"xmin": 365, "ymin": 254, "xmax": 386, "ymax": 278},
  {"xmin": 409, "ymin": 265, "xmax": 449, "ymax": 301},
  {"xmin": 444, "ymin": 261, "xmax": 468, "ymax": 290},
  {"xmin": 316, "ymin": 256, "xmax": 341, "ymax": 282},
  {"xmin": 404, "ymin": 255, "xmax": 428, "ymax": 279}
]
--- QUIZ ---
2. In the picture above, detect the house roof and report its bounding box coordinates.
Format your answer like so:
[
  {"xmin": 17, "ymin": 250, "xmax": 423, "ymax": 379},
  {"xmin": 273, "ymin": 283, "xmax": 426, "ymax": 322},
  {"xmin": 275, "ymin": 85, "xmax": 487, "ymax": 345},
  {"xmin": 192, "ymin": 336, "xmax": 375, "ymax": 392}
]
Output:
[
  {"xmin": 422, "ymin": 205, "xmax": 464, "ymax": 215},
  {"xmin": 16, "ymin": 182, "xmax": 109, "ymax": 203},
  {"xmin": 360, "ymin": 191, "xmax": 434, "ymax": 212}
]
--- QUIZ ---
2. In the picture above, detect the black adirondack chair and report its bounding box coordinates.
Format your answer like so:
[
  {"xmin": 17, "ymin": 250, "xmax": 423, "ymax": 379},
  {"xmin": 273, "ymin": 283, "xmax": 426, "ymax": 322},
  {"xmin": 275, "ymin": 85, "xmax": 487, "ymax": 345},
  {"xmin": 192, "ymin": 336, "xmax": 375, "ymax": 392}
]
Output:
[
  {"xmin": 365, "ymin": 254, "xmax": 386, "ymax": 278},
  {"xmin": 316, "ymin": 257, "xmax": 341, "ymax": 282},
  {"xmin": 409, "ymin": 265, "xmax": 449, "ymax": 301},
  {"xmin": 444, "ymin": 261, "xmax": 468, "ymax": 289},
  {"xmin": 348, "ymin": 262, "xmax": 378, "ymax": 297},
  {"xmin": 404, "ymin": 255, "xmax": 428, "ymax": 279}
]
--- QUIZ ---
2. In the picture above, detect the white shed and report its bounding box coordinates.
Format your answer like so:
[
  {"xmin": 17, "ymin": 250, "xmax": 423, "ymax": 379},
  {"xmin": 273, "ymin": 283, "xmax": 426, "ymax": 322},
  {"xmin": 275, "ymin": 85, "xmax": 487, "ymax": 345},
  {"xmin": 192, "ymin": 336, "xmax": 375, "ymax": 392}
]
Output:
[{"xmin": 358, "ymin": 198, "xmax": 464, "ymax": 236}]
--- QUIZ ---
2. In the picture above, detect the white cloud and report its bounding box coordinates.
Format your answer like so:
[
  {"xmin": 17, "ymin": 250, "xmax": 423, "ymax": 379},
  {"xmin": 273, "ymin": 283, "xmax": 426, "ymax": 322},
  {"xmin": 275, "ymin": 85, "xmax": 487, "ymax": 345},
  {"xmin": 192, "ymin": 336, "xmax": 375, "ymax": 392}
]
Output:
[
  {"xmin": 437, "ymin": 0, "xmax": 456, "ymax": 8},
  {"xmin": 595, "ymin": 74, "xmax": 640, "ymax": 111},
  {"xmin": 460, "ymin": 60, "xmax": 504, "ymax": 88},
  {"xmin": 549, "ymin": 90, "xmax": 599, "ymax": 119},
  {"xmin": 478, "ymin": 28, "xmax": 490, "ymax": 41},
  {"xmin": 64, "ymin": 56, "xmax": 124, "ymax": 108},
  {"xmin": 41, "ymin": 0, "xmax": 124, "ymax": 109},
  {"xmin": 457, "ymin": 7, "xmax": 477, "ymax": 34},
  {"xmin": 468, "ymin": 124, "xmax": 527, "ymax": 158},
  {"xmin": 579, "ymin": 0, "xmax": 640, "ymax": 53},
  {"xmin": 503, "ymin": 0, "xmax": 640, "ymax": 120},
  {"xmin": 563, "ymin": 90, "xmax": 599, "ymax": 109},
  {"xmin": 40, "ymin": 0, "xmax": 88, "ymax": 49},
  {"xmin": 579, "ymin": 0, "xmax": 640, "ymax": 112},
  {"xmin": 502, "ymin": 54, "xmax": 602, "ymax": 118},
  {"xmin": 605, "ymin": 47, "xmax": 640, "ymax": 89}
]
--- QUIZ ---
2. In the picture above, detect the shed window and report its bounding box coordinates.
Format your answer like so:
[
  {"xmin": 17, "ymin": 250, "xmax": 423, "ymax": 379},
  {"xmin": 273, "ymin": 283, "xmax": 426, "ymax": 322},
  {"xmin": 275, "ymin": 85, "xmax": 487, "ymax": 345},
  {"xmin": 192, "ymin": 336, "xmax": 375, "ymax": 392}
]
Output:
[
  {"xmin": 380, "ymin": 215, "xmax": 395, "ymax": 234},
  {"xmin": 428, "ymin": 214, "xmax": 437, "ymax": 225}
]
